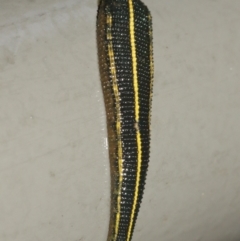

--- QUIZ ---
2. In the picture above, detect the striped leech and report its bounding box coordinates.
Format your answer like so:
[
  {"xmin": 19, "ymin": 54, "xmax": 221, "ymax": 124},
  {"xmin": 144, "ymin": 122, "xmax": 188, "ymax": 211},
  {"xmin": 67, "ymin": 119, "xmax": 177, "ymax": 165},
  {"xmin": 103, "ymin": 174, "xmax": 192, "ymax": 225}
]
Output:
[{"xmin": 97, "ymin": 0, "xmax": 153, "ymax": 240}]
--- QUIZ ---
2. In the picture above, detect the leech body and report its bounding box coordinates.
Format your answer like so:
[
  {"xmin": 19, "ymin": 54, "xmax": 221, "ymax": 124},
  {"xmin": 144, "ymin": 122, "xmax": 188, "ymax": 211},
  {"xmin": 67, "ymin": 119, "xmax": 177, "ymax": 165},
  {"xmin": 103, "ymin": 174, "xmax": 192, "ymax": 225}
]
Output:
[{"xmin": 97, "ymin": 0, "xmax": 153, "ymax": 240}]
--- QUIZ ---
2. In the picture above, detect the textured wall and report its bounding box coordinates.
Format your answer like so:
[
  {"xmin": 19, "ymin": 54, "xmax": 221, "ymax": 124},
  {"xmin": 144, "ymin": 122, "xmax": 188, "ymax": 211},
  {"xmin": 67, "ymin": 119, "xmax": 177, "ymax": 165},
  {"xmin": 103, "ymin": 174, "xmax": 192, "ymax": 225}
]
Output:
[{"xmin": 0, "ymin": 1, "xmax": 240, "ymax": 241}]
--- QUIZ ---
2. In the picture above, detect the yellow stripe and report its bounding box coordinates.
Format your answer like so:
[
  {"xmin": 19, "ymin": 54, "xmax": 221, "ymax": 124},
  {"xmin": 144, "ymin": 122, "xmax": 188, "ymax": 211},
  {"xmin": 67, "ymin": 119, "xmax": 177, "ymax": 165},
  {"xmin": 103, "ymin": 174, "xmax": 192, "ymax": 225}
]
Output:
[
  {"xmin": 149, "ymin": 14, "xmax": 154, "ymax": 124},
  {"xmin": 127, "ymin": 0, "xmax": 143, "ymax": 240},
  {"xmin": 106, "ymin": 14, "xmax": 123, "ymax": 241}
]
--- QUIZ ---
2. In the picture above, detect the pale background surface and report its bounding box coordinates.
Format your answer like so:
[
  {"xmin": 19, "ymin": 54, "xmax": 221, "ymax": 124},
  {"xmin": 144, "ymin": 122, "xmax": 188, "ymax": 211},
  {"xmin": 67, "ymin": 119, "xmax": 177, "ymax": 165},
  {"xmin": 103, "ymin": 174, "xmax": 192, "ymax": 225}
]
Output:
[{"xmin": 0, "ymin": 1, "xmax": 240, "ymax": 241}]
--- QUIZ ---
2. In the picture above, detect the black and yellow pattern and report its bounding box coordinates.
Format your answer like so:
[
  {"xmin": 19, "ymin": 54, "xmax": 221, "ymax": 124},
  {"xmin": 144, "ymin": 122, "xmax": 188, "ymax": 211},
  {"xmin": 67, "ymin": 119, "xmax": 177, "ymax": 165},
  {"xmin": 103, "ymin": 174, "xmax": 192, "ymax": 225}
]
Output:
[{"xmin": 97, "ymin": 0, "xmax": 153, "ymax": 240}]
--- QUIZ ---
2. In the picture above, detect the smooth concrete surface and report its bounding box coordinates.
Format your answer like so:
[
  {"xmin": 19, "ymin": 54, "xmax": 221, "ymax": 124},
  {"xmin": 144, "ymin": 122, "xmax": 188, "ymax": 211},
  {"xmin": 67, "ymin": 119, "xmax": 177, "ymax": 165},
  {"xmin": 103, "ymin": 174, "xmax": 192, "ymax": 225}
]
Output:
[{"xmin": 0, "ymin": 1, "xmax": 240, "ymax": 241}]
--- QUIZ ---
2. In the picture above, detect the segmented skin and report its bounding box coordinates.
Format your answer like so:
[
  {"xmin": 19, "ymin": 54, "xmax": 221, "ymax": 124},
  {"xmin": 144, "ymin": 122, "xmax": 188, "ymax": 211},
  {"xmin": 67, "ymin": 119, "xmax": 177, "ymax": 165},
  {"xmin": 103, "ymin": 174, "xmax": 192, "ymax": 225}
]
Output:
[{"xmin": 97, "ymin": 0, "xmax": 153, "ymax": 240}]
